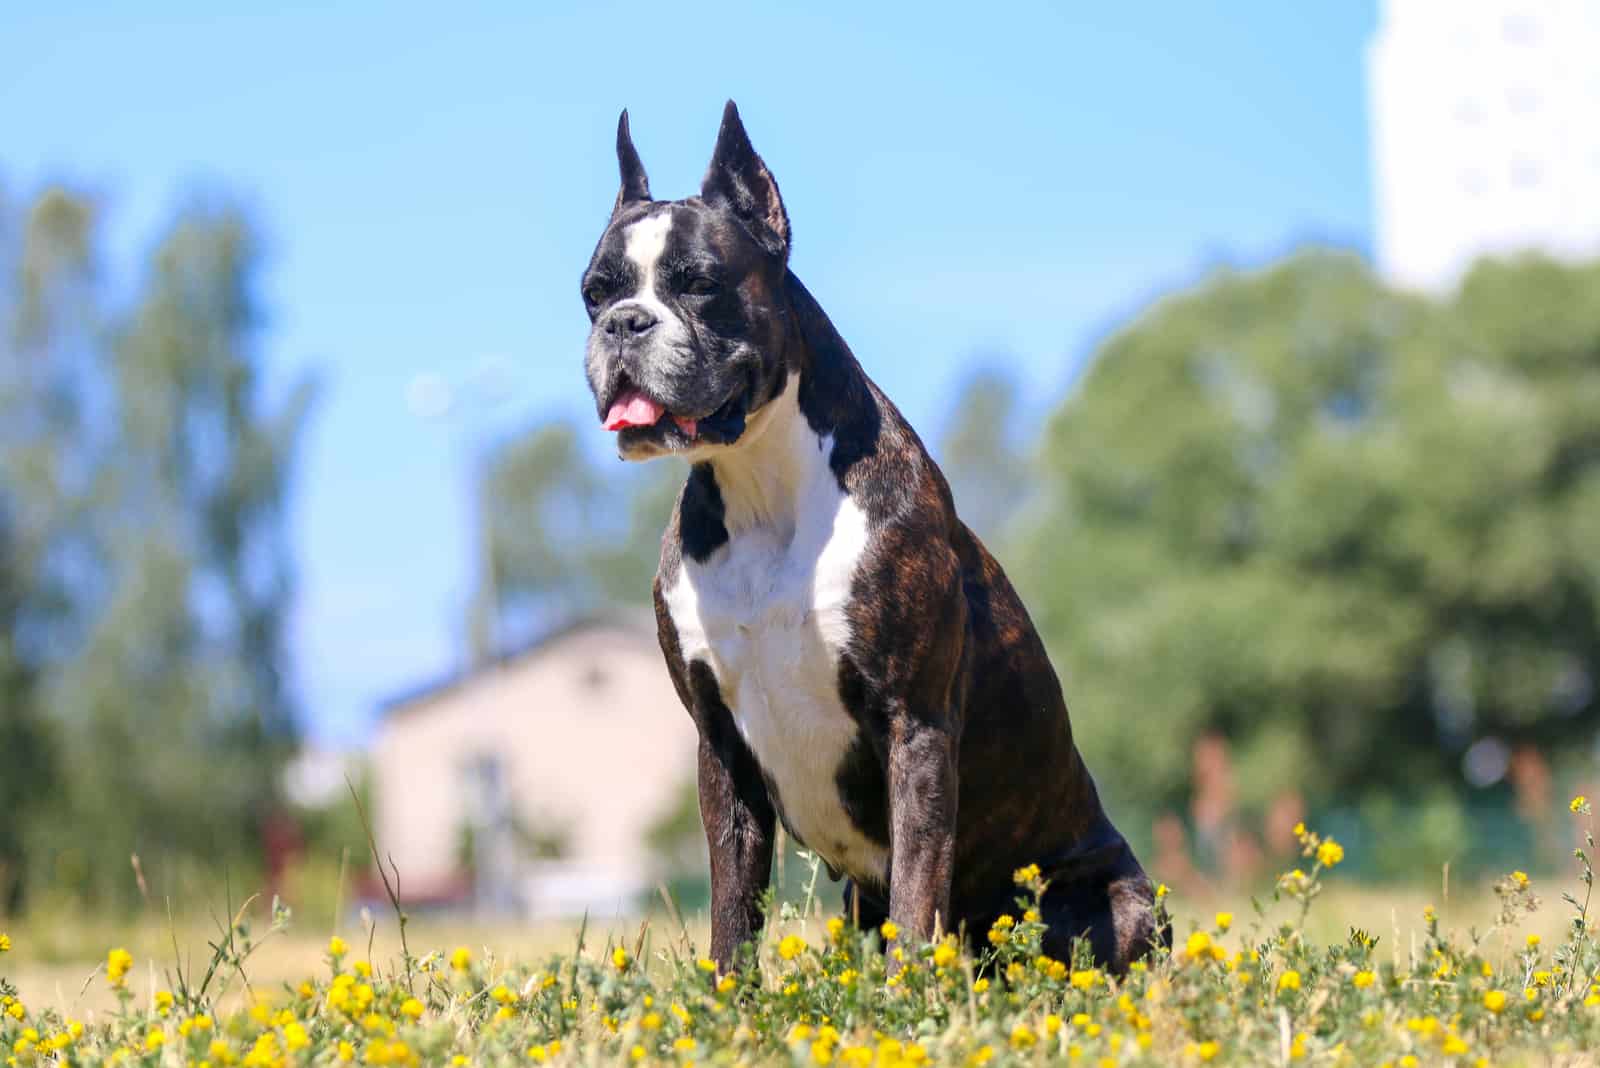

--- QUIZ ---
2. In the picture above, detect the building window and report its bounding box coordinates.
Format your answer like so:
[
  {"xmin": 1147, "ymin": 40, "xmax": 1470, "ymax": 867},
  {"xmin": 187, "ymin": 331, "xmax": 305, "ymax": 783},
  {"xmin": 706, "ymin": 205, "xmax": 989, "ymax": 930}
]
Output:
[
  {"xmin": 1505, "ymin": 86, "xmax": 1540, "ymax": 114},
  {"xmin": 1501, "ymin": 13, "xmax": 1540, "ymax": 45},
  {"xmin": 580, "ymin": 664, "xmax": 611, "ymax": 694},
  {"xmin": 1509, "ymin": 158, "xmax": 1542, "ymax": 188},
  {"xmin": 1454, "ymin": 98, "xmax": 1486, "ymax": 125}
]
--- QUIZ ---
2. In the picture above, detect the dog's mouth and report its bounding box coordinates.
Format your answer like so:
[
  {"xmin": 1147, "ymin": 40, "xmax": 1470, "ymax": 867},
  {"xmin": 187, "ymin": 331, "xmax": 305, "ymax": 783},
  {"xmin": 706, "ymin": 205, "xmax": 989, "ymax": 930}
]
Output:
[{"xmin": 601, "ymin": 377, "xmax": 747, "ymax": 449}]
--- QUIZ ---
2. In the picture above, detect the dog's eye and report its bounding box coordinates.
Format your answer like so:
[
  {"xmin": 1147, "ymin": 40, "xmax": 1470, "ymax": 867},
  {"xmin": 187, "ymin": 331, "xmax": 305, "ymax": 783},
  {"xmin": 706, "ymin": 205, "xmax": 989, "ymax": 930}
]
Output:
[
  {"xmin": 582, "ymin": 281, "xmax": 609, "ymax": 305},
  {"xmin": 683, "ymin": 276, "xmax": 720, "ymax": 297}
]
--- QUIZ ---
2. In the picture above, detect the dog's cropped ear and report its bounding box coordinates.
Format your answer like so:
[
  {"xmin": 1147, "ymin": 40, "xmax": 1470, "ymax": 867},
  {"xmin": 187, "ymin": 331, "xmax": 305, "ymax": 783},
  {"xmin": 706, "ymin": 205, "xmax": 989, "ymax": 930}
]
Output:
[
  {"xmin": 701, "ymin": 100, "xmax": 789, "ymax": 260},
  {"xmin": 613, "ymin": 109, "xmax": 652, "ymax": 213}
]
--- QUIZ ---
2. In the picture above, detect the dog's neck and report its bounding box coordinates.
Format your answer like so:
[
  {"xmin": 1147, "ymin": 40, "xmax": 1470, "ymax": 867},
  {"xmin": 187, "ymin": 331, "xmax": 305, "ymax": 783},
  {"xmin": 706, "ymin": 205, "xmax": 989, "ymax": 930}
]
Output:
[
  {"xmin": 692, "ymin": 271, "xmax": 873, "ymax": 542},
  {"xmin": 702, "ymin": 373, "xmax": 826, "ymax": 539}
]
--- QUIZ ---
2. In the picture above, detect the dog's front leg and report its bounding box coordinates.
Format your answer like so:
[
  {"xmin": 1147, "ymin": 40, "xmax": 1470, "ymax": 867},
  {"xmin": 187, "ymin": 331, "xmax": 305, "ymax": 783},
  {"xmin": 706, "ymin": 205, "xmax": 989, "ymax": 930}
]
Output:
[
  {"xmin": 885, "ymin": 714, "xmax": 958, "ymax": 947},
  {"xmin": 697, "ymin": 724, "xmax": 777, "ymax": 971}
]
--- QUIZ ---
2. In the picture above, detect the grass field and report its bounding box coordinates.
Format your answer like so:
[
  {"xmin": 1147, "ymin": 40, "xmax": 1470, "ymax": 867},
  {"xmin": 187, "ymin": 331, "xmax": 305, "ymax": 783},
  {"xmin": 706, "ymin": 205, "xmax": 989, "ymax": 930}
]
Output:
[{"xmin": 4, "ymin": 817, "xmax": 1600, "ymax": 1065}]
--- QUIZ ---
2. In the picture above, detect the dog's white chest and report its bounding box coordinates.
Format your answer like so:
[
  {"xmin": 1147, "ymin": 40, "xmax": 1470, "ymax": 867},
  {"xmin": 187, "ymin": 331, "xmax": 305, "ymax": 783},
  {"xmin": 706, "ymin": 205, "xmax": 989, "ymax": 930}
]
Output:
[{"xmin": 664, "ymin": 439, "xmax": 887, "ymax": 885}]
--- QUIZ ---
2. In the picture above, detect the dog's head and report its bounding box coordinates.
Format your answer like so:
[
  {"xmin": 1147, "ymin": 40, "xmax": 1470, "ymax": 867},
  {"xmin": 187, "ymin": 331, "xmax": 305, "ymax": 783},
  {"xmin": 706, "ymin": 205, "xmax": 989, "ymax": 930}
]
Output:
[{"xmin": 581, "ymin": 101, "xmax": 793, "ymax": 461}]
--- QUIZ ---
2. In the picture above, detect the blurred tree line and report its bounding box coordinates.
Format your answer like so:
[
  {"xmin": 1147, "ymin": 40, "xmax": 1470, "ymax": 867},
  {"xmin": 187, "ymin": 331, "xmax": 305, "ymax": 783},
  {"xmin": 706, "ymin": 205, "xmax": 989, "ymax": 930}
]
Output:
[
  {"xmin": 0, "ymin": 185, "xmax": 314, "ymax": 912},
  {"xmin": 1009, "ymin": 250, "xmax": 1600, "ymax": 879},
  {"xmin": 481, "ymin": 249, "xmax": 1600, "ymax": 883}
]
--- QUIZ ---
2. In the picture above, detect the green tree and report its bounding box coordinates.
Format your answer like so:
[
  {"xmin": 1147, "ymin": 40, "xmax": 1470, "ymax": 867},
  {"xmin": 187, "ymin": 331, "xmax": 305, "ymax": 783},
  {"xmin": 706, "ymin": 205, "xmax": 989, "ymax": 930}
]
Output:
[
  {"xmin": 1014, "ymin": 249, "xmax": 1600, "ymax": 868},
  {"xmin": 935, "ymin": 364, "xmax": 1030, "ymax": 546},
  {"xmin": 472, "ymin": 421, "xmax": 676, "ymax": 656},
  {"xmin": 0, "ymin": 187, "xmax": 100, "ymax": 910},
  {"xmin": 0, "ymin": 186, "xmax": 315, "ymax": 907}
]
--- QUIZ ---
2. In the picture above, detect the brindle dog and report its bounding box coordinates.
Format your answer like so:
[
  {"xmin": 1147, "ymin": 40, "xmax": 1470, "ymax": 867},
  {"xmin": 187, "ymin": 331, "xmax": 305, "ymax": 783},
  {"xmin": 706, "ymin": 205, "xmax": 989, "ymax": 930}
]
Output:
[{"xmin": 580, "ymin": 102, "xmax": 1161, "ymax": 973}]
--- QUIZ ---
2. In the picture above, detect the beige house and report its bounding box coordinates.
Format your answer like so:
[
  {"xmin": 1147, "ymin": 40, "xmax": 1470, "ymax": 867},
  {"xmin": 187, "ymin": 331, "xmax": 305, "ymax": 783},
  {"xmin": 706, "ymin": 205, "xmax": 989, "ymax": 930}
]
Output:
[{"xmin": 372, "ymin": 616, "xmax": 699, "ymax": 918}]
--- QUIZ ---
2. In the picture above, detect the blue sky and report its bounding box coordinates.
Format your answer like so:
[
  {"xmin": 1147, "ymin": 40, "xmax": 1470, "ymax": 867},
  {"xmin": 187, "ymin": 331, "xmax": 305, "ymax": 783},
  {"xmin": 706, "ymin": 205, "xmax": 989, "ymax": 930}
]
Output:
[{"xmin": 0, "ymin": 2, "xmax": 1376, "ymax": 745}]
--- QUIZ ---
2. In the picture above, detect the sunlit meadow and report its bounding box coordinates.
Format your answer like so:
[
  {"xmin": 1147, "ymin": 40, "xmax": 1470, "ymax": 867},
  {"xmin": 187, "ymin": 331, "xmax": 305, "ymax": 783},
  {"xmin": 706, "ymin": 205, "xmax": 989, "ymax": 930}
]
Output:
[{"xmin": 5, "ymin": 807, "xmax": 1600, "ymax": 1066}]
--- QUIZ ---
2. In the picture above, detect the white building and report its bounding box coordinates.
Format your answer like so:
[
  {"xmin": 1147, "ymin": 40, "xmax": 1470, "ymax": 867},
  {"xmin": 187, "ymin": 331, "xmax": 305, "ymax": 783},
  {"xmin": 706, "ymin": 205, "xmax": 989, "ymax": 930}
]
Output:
[
  {"xmin": 1368, "ymin": 0, "xmax": 1600, "ymax": 292},
  {"xmin": 371, "ymin": 616, "xmax": 699, "ymax": 918}
]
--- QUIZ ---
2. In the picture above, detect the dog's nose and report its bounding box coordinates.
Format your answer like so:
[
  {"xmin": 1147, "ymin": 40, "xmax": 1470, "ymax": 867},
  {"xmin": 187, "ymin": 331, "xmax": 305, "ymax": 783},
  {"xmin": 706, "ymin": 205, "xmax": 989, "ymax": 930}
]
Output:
[{"xmin": 602, "ymin": 304, "xmax": 658, "ymax": 338}]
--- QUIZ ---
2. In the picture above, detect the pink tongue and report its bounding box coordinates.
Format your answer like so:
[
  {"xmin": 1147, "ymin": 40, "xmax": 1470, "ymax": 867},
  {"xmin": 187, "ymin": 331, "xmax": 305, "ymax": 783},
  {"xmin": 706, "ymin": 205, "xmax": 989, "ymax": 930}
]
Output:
[{"xmin": 603, "ymin": 389, "xmax": 665, "ymax": 430}]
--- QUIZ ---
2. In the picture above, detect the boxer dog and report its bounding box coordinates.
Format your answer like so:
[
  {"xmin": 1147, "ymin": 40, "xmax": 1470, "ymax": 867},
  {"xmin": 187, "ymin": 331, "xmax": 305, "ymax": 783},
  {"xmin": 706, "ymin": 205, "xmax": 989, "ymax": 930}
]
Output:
[{"xmin": 581, "ymin": 101, "xmax": 1159, "ymax": 972}]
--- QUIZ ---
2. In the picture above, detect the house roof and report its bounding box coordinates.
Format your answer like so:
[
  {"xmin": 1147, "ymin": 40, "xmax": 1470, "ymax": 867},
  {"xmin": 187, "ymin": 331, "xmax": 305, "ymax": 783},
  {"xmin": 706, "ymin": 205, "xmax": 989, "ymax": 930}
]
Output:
[{"xmin": 376, "ymin": 611, "xmax": 657, "ymax": 719}]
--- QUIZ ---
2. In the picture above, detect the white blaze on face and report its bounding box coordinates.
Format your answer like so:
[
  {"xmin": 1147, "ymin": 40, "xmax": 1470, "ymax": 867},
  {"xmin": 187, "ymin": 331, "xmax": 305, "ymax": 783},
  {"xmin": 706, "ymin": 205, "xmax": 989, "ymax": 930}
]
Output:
[
  {"xmin": 621, "ymin": 210, "xmax": 683, "ymax": 332},
  {"xmin": 591, "ymin": 208, "xmax": 696, "ymax": 446}
]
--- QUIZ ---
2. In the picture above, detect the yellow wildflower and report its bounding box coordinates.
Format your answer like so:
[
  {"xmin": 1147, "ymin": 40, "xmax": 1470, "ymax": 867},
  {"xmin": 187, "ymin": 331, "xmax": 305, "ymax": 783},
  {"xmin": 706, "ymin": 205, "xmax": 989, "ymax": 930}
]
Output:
[
  {"xmin": 449, "ymin": 947, "xmax": 472, "ymax": 972},
  {"xmin": 0, "ymin": 933, "xmax": 9, "ymax": 953},
  {"xmin": 107, "ymin": 947, "xmax": 134, "ymax": 985},
  {"xmin": 932, "ymin": 941, "xmax": 958, "ymax": 968},
  {"xmin": 879, "ymin": 920, "xmax": 899, "ymax": 941},
  {"xmin": 1316, "ymin": 839, "xmax": 1344, "ymax": 868},
  {"xmin": 1009, "ymin": 1025, "xmax": 1036, "ymax": 1049},
  {"xmin": 329, "ymin": 936, "xmax": 349, "ymax": 958},
  {"xmin": 612, "ymin": 946, "xmax": 631, "ymax": 971},
  {"xmin": 1527, "ymin": 934, "xmax": 1542, "ymax": 948},
  {"xmin": 1484, "ymin": 990, "xmax": 1507, "ymax": 1012},
  {"xmin": 1573, "ymin": 795, "xmax": 1588, "ymax": 813},
  {"xmin": 400, "ymin": 998, "xmax": 423, "ymax": 1020},
  {"xmin": 778, "ymin": 934, "xmax": 806, "ymax": 960},
  {"xmin": 1214, "ymin": 912, "xmax": 1232, "ymax": 932},
  {"xmin": 972, "ymin": 977, "xmax": 990, "ymax": 993},
  {"xmin": 1278, "ymin": 970, "xmax": 1301, "ymax": 992},
  {"xmin": 1352, "ymin": 971, "xmax": 1376, "ymax": 989}
]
